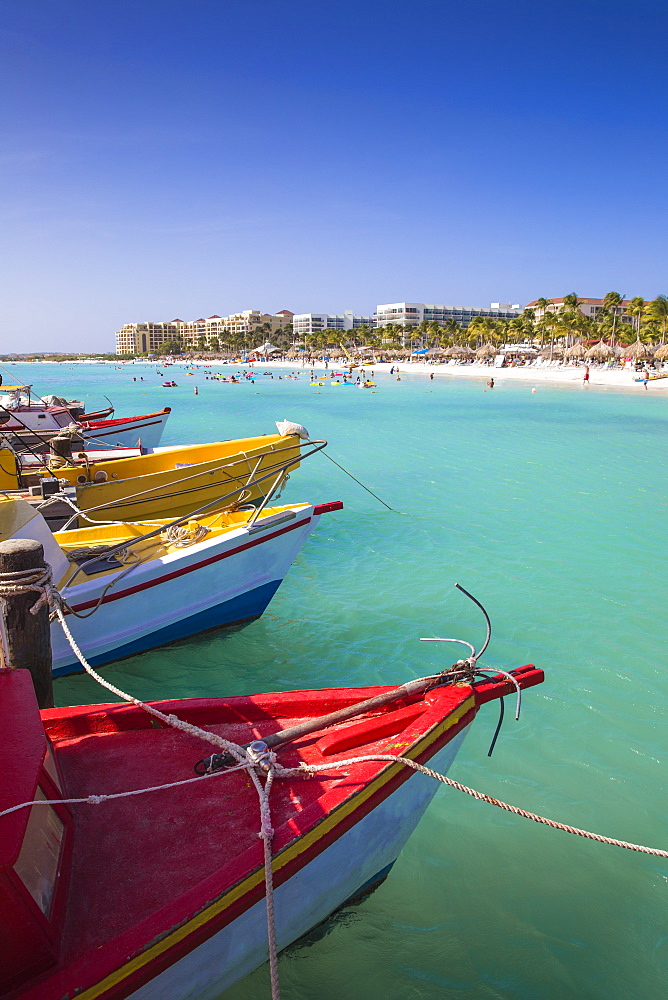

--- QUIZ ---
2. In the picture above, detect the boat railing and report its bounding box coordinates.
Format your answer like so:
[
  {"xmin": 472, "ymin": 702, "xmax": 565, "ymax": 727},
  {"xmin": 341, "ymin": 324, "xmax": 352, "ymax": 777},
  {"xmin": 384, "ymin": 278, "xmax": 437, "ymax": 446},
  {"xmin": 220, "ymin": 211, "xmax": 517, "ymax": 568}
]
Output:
[
  {"xmin": 59, "ymin": 439, "xmax": 329, "ymax": 577},
  {"xmin": 59, "ymin": 436, "xmax": 318, "ymax": 524}
]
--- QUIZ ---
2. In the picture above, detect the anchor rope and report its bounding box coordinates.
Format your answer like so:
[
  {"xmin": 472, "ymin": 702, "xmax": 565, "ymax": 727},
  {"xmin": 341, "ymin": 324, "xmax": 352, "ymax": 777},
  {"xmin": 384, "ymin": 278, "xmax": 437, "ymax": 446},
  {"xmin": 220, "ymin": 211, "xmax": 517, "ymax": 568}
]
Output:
[{"xmin": 0, "ymin": 577, "xmax": 666, "ymax": 1000}]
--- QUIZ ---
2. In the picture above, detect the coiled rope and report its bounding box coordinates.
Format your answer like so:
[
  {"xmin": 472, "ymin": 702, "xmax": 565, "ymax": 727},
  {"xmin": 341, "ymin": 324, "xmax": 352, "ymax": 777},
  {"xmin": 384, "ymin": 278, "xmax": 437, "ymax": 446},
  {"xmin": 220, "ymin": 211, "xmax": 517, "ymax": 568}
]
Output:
[{"xmin": 160, "ymin": 522, "xmax": 209, "ymax": 547}]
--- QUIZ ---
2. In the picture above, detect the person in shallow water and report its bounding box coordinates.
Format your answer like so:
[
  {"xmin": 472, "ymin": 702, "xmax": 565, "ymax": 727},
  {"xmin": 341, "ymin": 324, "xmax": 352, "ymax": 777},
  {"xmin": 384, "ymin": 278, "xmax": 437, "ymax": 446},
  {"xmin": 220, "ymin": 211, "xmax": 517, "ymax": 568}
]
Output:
[{"xmin": 487, "ymin": 377, "xmax": 494, "ymax": 388}]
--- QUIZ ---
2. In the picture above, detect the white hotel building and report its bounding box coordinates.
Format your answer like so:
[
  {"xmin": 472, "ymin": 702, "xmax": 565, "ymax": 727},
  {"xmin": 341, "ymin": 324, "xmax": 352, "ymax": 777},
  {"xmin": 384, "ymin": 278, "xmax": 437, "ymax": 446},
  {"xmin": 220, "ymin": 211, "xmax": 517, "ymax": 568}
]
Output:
[
  {"xmin": 292, "ymin": 302, "xmax": 523, "ymax": 339},
  {"xmin": 374, "ymin": 302, "xmax": 523, "ymax": 328},
  {"xmin": 292, "ymin": 310, "xmax": 376, "ymax": 339}
]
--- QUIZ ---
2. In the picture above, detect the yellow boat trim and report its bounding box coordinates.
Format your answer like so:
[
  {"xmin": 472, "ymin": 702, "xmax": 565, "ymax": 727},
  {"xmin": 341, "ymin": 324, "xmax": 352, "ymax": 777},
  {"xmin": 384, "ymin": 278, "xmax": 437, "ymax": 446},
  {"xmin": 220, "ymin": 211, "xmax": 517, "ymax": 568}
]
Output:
[{"xmin": 72, "ymin": 696, "xmax": 474, "ymax": 1000}]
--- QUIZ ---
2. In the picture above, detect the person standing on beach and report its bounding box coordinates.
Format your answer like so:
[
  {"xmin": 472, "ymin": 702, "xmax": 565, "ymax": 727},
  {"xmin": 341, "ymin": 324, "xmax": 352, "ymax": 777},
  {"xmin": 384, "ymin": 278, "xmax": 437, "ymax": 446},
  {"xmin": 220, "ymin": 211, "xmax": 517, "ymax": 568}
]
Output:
[
  {"xmin": 642, "ymin": 368, "xmax": 650, "ymax": 389},
  {"xmin": 583, "ymin": 366, "xmax": 590, "ymax": 384}
]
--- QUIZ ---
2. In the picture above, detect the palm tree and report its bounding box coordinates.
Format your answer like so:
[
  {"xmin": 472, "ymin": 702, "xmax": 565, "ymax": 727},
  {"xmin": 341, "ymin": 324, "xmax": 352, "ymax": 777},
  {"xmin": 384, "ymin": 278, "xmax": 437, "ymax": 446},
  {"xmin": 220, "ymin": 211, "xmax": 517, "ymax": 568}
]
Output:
[
  {"xmin": 627, "ymin": 297, "xmax": 646, "ymax": 338},
  {"xmin": 534, "ymin": 298, "xmax": 553, "ymax": 321},
  {"xmin": 439, "ymin": 318, "xmax": 460, "ymax": 346},
  {"xmin": 416, "ymin": 318, "xmax": 430, "ymax": 347},
  {"xmin": 647, "ymin": 295, "xmax": 668, "ymax": 344},
  {"xmin": 602, "ymin": 291, "xmax": 624, "ymax": 346},
  {"xmin": 427, "ymin": 321, "xmax": 442, "ymax": 347},
  {"xmin": 465, "ymin": 316, "xmax": 488, "ymax": 346},
  {"xmin": 400, "ymin": 323, "xmax": 414, "ymax": 350},
  {"xmin": 562, "ymin": 292, "xmax": 581, "ymax": 313},
  {"xmin": 559, "ymin": 309, "xmax": 582, "ymax": 346},
  {"xmin": 507, "ymin": 316, "xmax": 526, "ymax": 346},
  {"xmin": 378, "ymin": 324, "xmax": 402, "ymax": 350}
]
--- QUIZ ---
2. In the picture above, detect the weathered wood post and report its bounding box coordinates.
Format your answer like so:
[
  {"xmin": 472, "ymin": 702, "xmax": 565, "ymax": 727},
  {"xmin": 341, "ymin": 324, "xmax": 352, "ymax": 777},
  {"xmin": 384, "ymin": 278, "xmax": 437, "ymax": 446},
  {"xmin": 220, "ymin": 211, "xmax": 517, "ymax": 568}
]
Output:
[{"xmin": 0, "ymin": 538, "xmax": 54, "ymax": 708}]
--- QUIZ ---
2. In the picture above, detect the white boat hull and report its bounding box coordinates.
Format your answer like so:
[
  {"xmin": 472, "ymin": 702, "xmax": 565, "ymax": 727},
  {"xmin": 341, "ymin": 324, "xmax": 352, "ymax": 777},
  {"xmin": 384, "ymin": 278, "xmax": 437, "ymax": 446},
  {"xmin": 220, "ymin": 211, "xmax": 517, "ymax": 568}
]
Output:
[
  {"xmin": 127, "ymin": 729, "xmax": 470, "ymax": 1000},
  {"xmin": 52, "ymin": 507, "xmax": 320, "ymax": 676},
  {"xmin": 80, "ymin": 411, "xmax": 170, "ymax": 449},
  {"xmin": 3, "ymin": 408, "xmax": 170, "ymax": 450}
]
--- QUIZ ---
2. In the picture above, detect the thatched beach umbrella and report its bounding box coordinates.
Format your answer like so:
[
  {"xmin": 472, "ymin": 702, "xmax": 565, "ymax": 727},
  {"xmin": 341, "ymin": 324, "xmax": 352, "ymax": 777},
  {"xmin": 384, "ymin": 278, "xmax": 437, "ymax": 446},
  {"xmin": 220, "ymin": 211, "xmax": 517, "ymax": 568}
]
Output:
[
  {"xmin": 653, "ymin": 344, "xmax": 668, "ymax": 360},
  {"xmin": 564, "ymin": 343, "xmax": 587, "ymax": 359},
  {"xmin": 585, "ymin": 340, "xmax": 615, "ymax": 360},
  {"xmin": 538, "ymin": 345, "xmax": 564, "ymax": 357},
  {"xmin": 623, "ymin": 339, "xmax": 655, "ymax": 360},
  {"xmin": 504, "ymin": 345, "xmax": 538, "ymax": 356},
  {"xmin": 475, "ymin": 343, "xmax": 497, "ymax": 358},
  {"xmin": 443, "ymin": 344, "xmax": 472, "ymax": 357}
]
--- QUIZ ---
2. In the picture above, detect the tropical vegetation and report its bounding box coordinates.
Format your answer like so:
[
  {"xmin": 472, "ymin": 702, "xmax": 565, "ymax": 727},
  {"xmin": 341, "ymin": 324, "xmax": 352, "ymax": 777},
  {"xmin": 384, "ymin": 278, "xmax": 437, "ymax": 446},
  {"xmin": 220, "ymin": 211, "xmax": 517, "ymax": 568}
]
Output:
[{"xmin": 119, "ymin": 294, "xmax": 668, "ymax": 357}]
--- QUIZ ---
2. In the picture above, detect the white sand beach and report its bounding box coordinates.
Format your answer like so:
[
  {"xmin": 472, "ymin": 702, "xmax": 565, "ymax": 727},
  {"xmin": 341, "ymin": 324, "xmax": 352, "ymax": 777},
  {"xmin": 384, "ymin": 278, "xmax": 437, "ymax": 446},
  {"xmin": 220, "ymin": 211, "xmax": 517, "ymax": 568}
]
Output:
[{"xmin": 201, "ymin": 358, "xmax": 665, "ymax": 391}]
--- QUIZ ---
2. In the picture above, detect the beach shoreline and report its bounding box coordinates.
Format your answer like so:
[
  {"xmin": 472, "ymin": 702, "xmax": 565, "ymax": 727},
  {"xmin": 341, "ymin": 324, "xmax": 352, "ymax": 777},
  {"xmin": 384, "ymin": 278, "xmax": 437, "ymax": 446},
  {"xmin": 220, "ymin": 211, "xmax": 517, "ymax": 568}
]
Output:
[
  {"xmin": 186, "ymin": 358, "xmax": 665, "ymax": 390},
  {"xmin": 355, "ymin": 360, "xmax": 659, "ymax": 389},
  {"xmin": 13, "ymin": 357, "xmax": 665, "ymax": 390}
]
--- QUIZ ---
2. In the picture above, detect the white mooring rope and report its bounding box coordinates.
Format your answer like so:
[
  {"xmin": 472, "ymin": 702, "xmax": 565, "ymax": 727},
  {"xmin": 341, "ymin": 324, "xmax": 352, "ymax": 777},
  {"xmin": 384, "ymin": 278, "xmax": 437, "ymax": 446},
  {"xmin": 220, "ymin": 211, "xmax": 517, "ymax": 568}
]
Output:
[{"xmin": 0, "ymin": 571, "xmax": 666, "ymax": 1000}]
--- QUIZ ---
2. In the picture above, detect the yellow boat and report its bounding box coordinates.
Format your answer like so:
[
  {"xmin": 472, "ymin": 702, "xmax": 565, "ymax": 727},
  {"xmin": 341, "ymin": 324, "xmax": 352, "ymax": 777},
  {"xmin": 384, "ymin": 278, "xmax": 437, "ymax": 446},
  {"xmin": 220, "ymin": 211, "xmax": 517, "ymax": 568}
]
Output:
[{"xmin": 0, "ymin": 434, "xmax": 303, "ymax": 524}]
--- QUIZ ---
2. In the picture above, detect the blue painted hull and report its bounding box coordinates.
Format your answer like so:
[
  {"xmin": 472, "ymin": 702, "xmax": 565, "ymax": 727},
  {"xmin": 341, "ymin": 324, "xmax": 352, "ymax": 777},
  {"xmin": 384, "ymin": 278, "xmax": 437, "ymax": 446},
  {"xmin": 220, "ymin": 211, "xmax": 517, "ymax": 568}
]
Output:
[
  {"xmin": 51, "ymin": 580, "xmax": 281, "ymax": 677},
  {"xmin": 49, "ymin": 504, "xmax": 323, "ymax": 678}
]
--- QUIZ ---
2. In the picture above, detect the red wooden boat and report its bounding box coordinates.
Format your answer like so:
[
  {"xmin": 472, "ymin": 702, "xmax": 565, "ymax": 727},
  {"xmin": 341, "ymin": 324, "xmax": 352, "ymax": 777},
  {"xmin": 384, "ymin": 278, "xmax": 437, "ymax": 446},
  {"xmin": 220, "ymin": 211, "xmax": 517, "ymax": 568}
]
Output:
[{"xmin": 0, "ymin": 660, "xmax": 543, "ymax": 1000}]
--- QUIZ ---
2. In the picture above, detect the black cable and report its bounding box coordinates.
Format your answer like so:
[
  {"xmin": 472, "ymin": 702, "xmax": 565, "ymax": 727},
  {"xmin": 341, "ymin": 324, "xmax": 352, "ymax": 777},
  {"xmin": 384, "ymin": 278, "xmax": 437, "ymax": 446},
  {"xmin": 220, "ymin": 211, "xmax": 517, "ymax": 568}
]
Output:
[
  {"xmin": 487, "ymin": 697, "xmax": 505, "ymax": 757},
  {"xmin": 454, "ymin": 583, "xmax": 492, "ymax": 658}
]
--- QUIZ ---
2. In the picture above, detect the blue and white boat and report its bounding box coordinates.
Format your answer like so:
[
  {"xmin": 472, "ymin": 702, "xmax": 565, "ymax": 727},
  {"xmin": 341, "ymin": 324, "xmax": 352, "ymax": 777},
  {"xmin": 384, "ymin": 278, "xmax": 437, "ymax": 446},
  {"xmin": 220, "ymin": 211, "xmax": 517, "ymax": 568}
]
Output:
[{"xmin": 0, "ymin": 496, "xmax": 342, "ymax": 676}]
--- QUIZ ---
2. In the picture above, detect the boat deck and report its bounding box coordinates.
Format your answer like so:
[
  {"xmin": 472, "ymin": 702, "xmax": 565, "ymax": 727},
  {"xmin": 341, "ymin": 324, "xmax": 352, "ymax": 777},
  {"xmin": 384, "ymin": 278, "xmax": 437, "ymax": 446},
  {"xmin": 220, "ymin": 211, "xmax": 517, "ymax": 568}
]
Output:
[{"xmin": 45, "ymin": 683, "xmax": 473, "ymax": 963}]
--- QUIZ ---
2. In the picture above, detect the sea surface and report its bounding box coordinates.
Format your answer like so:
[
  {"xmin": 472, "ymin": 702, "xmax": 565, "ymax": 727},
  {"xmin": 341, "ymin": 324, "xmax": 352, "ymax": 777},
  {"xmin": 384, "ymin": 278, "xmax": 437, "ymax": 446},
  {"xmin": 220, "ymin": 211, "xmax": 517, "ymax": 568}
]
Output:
[{"xmin": 10, "ymin": 361, "xmax": 667, "ymax": 1000}]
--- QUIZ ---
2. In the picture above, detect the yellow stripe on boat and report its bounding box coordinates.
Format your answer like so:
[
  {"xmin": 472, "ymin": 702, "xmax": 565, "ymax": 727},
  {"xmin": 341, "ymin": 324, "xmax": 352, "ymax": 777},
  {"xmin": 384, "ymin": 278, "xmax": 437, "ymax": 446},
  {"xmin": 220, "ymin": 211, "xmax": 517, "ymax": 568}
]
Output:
[
  {"xmin": 67, "ymin": 698, "xmax": 473, "ymax": 1000},
  {"xmin": 51, "ymin": 434, "xmax": 302, "ymax": 523}
]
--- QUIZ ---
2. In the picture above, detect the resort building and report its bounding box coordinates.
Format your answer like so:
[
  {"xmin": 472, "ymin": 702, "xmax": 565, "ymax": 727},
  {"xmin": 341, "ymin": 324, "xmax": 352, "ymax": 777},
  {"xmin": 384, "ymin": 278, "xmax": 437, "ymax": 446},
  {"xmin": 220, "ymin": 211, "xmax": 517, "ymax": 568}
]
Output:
[
  {"xmin": 374, "ymin": 302, "xmax": 523, "ymax": 329},
  {"xmin": 115, "ymin": 310, "xmax": 294, "ymax": 354},
  {"xmin": 526, "ymin": 297, "xmax": 633, "ymax": 325},
  {"xmin": 115, "ymin": 321, "xmax": 186, "ymax": 355},
  {"xmin": 292, "ymin": 311, "xmax": 376, "ymax": 339},
  {"xmin": 115, "ymin": 300, "xmax": 530, "ymax": 354}
]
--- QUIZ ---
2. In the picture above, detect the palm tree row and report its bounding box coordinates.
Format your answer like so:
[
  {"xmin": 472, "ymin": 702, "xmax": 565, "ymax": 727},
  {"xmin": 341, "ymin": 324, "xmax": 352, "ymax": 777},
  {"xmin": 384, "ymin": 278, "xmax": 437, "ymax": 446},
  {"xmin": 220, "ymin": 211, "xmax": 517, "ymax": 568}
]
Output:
[
  {"xmin": 297, "ymin": 294, "xmax": 668, "ymax": 355},
  {"xmin": 519, "ymin": 293, "xmax": 668, "ymax": 350},
  {"xmin": 160, "ymin": 295, "xmax": 668, "ymax": 357}
]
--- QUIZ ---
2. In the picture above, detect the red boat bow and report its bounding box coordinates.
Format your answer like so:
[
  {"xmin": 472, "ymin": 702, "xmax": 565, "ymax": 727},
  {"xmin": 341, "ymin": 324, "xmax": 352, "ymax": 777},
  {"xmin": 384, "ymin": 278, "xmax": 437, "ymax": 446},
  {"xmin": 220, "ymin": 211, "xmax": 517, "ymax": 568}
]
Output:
[{"xmin": 0, "ymin": 663, "xmax": 543, "ymax": 1000}]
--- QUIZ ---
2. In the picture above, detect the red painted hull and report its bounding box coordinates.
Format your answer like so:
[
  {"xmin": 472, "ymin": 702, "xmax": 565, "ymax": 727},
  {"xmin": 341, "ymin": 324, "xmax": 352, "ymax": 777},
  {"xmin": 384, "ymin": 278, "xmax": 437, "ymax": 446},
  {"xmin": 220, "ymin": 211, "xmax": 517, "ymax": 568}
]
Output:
[{"xmin": 1, "ymin": 666, "xmax": 543, "ymax": 1000}]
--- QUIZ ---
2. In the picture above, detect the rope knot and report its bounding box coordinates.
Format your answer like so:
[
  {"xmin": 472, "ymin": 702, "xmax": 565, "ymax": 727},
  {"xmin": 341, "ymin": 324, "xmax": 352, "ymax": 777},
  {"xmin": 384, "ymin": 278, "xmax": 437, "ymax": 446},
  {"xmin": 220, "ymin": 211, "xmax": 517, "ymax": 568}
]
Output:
[
  {"xmin": 0, "ymin": 563, "xmax": 68, "ymax": 618},
  {"xmin": 246, "ymin": 740, "xmax": 277, "ymax": 773},
  {"xmin": 448, "ymin": 656, "xmax": 477, "ymax": 683}
]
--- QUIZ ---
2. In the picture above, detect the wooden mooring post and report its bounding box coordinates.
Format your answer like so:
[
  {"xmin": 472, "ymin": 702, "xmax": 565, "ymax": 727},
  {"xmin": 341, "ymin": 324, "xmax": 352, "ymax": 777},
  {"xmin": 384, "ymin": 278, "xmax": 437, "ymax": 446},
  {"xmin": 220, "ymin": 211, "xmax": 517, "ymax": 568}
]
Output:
[{"xmin": 0, "ymin": 538, "xmax": 54, "ymax": 708}]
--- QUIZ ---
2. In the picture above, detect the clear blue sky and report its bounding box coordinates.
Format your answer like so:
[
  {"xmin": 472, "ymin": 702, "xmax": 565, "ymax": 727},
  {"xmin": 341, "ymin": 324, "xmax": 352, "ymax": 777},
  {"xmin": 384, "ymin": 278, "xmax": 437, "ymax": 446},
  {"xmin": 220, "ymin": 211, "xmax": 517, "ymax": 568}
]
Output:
[{"xmin": 1, "ymin": 0, "xmax": 667, "ymax": 351}]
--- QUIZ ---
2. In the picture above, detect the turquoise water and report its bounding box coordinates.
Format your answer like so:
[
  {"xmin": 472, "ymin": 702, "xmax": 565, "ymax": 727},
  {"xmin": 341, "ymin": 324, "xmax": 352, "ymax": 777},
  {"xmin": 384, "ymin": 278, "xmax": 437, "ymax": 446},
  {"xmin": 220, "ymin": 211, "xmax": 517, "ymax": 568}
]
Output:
[{"xmin": 10, "ymin": 362, "xmax": 667, "ymax": 999}]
